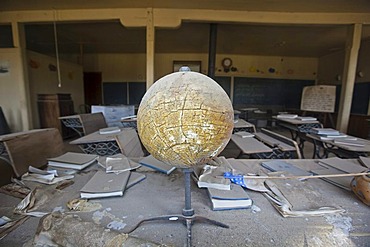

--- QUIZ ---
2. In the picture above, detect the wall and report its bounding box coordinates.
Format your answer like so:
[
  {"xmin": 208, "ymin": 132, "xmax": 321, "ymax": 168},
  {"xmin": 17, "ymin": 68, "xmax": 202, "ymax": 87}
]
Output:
[
  {"xmin": 0, "ymin": 48, "xmax": 30, "ymax": 132},
  {"xmin": 83, "ymin": 52, "xmax": 318, "ymax": 82},
  {"xmin": 317, "ymin": 41, "xmax": 370, "ymax": 114},
  {"xmin": 27, "ymin": 51, "xmax": 84, "ymax": 128}
]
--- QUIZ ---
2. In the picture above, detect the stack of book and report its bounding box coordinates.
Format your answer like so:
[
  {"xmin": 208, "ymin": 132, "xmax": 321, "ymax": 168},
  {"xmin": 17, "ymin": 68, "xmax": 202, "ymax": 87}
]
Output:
[
  {"xmin": 295, "ymin": 116, "xmax": 317, "ymax": 121},
  {"xmin": 47, "ymin": 152, "xmax": 99, "ymax": 170},
  {"xmin": 276, "ymin": 114, "xmax": 298, "ymax": 119},
  {"xmin": 309, "ymin": 128, "xmax": 349, "ymax": 140}
]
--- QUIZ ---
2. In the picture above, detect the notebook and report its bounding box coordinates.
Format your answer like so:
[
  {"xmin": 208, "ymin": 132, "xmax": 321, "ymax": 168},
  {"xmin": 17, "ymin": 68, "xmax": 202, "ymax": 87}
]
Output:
[
  {"xmin": 48, "ymin": 152, "xmax": 98, "ymax": 170},
  {"xmin": 207, "ymin": 184, "xmax": 252, "ymax": 211},
  {"xmin": 80, "ymin": 170, "xmax": 130, "ymax": 199}
]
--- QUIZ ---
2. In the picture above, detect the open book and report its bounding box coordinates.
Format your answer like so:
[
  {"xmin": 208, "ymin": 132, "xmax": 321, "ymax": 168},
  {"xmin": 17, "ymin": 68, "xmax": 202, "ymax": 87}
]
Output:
[{"xmin": 48, "ymin": 152, "xmax": 98, "ymax": 170}]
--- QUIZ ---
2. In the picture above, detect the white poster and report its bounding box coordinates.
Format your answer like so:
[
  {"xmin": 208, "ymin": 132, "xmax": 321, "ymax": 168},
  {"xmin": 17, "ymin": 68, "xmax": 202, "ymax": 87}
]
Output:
[{"xmin": 300, "ymin": 85, "xmax": 336, "ymax": 113}]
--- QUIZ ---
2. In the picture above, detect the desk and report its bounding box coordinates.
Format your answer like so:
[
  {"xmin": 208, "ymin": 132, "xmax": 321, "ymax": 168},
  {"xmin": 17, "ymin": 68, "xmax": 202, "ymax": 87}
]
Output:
[
  {"xmin": 120, "ymin": 115, "xmax": 137, "ymax": 129},
  {"xmin": 307, "ymin": 134, "xmax": 370, "ymax": 159},
  {"xmin": 231, "ymin": 134, "xmax": 274, "ymax": 158},
  {"xmin": 70, "ymin": 128, "xmax": 143, "ymax": 157},
  {"xmin": 233, "ymin": 119, "xmax": 256, "ymax": 133},
  {"xmin": 274, "ymin": 117, "xmax": 322, "ymax": 158},
  {"xmin": 2, "ymin": 159, "xmax": 369, "ymax": 246},
  {"xmin": 0, "ymin": 128, "xmax": 64, "ymax": 177},
  {"xmin": 238, "ymin": 107, "xmax": 258, "ymax": 121},
  {"xmin": 59, "ymin": 113, "xmax": 108, "ymax": 137}
]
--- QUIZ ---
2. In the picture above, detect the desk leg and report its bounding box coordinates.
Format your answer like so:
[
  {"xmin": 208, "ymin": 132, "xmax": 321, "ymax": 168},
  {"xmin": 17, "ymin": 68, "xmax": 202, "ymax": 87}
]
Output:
[{"xmin": 312, "ymin": 139, "xmax": 328, "ymax": 159}]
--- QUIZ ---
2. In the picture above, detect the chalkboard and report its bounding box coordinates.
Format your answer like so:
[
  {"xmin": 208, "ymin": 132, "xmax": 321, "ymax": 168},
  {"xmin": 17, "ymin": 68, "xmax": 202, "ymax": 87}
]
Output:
[
  {"xmin": 103, "ymin": 82, "xmax": 128, "ymax": 105},
  {"xmin": 335, "ymin": 82, "xmax": 370, "ymax": 114},
  {"xmin": 301, "ymin": 85, "xmax": 336, "ymax": 113},
  {"xmin": 129, "ymin": 82, "xmax": 146, "ymax": 105},
  {"xmin": 233, "ymin": 77, "xmax": 314, "ymax": 108},
  {"xmin": 214, "ymin": 76, "xmax": 231, "ymax": 96}
]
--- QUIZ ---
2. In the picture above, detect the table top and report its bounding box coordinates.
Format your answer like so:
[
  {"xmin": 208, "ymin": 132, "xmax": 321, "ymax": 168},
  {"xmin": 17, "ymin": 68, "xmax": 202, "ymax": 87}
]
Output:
[
  {"xmin": 231, "ymin": 134, "xmax": 273, "ymax": 154},
  {"xmin": 233, "ymin": 119, "xmax": 255, "ymax": 129},
  {"xmin": 307, "ymin": 133, "xmax": 370, "ymax": 152},
  {"xmin": 2, "ymin": 158, "xmax": 369, "ymax": 246},
  {"xmin": 70, "ymin": 128, "xmax": 133, "ymax": 145}
]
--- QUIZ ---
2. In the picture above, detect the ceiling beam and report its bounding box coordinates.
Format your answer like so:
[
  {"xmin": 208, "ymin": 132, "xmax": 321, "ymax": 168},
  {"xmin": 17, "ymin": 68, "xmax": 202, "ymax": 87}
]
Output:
[{"xmin": 1, "ymin": 8, "xmax": 370, "ymax": 27}]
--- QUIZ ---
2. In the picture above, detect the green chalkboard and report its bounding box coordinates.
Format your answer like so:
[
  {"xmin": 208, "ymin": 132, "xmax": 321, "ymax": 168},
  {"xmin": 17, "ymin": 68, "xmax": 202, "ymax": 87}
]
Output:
[{"xmin": 233, "ymin": 77, "xmax": 314, "ymax": 108}]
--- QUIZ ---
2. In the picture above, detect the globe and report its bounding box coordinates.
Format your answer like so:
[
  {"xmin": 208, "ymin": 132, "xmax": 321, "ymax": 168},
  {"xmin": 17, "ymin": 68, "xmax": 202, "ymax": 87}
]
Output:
[{"xmin": 137, "ymin": 71, "xmax": 234, "ymax": 168}]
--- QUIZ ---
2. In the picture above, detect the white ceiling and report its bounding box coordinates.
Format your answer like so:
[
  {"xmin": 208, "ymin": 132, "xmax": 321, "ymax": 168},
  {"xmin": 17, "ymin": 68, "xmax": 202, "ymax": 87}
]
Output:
[{"xmin": 24, "ymin": 21, "xmax": 370, "ymax": 58}]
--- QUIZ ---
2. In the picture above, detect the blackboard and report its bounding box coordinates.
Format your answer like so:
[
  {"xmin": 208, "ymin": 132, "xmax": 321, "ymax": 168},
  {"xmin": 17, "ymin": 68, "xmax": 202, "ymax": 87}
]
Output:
[
  {"xmin": 233, "ymin": 77, "xmax": 314, "ymax": 108},
  {"xmin": 335, "ymin": 82, "xmax": 370, "ymax": 114},
  {"xmin": 103, "ymin": 82, "xmax": 128, "ymax": 105},
  {"xmin": 214, "ymin": 76, "xmax": 231, "ymax": 96},
  {"xmin": 103, "ymin": 82, "xmax": 147, "ymax": 106},
  {"xmin": 129, "ymin": 82, "xmax": 146, "ymax": 105}
]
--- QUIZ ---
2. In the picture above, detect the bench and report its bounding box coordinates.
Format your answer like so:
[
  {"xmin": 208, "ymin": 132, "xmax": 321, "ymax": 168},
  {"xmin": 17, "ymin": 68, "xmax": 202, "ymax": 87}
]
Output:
[{"xmin": 254, "ymin": 128, "xmax": 302, "ymax": 159}]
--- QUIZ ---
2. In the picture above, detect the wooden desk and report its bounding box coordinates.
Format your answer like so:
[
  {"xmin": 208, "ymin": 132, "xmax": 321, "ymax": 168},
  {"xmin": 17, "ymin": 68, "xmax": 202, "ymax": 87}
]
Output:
[
  {"xmin": 274, "ymin": 117, "xmax": 322, "ymax": 158},
  {"xmin": 233, "ymin": 119, "xmax": 256, "ymax": 133},
  {"xmin": 238, "ymin": 107, "xmax": 258, "ymax": 121},
  {"xmin": 0, "ymin": 128, "xmax": 64, "ymax": 177},
  {"xmin": 307, "ymin": 133, "xmax": 370, "ymax": 159},
  {"xmin": 70, "ymin": 128, "xmax": 143, "ymax": 157},
  {"xmin": 120, "ymin": 115, "xmax": 137, "ymax": 129},
  {"xmin": 59, "ymin": 113, "xmax": 107, "ymax": 136},
  {"xmin": 231, "ymin": 134, "xmax": 274, "ymax": 158}
]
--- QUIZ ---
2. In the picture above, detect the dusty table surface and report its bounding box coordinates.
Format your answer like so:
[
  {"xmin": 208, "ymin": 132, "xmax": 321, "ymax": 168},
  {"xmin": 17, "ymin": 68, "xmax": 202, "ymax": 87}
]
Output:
[{"xmin": 1, "ymin": 159, "xmax": 369, "ymax": 247}]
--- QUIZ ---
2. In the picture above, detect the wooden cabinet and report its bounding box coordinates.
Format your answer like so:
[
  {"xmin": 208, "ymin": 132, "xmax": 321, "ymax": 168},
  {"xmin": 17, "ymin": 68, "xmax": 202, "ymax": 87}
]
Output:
[{"xmin": 37, "ymin": 94, "xmax": 75, "ymax": 139}]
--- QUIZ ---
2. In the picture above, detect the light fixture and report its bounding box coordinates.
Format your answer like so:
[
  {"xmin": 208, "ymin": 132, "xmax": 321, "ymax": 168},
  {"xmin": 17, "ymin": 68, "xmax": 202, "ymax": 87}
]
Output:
[
  {"xmin": 357, "ymin": 71, "xmax": 364, "ymax": 78},
  {"xmin": 53, "ymin": 10, "xmax": 62, "ymax": 88}
]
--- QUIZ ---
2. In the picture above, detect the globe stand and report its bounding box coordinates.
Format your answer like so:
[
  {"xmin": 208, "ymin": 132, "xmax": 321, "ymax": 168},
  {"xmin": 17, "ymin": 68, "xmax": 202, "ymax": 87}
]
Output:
[{"xmin": 124, "ymin": 168, "xmax": 229, "ymax": 247}]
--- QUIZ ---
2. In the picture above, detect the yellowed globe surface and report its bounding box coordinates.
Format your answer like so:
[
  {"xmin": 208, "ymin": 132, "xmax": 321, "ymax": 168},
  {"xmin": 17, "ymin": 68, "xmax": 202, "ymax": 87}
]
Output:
[{"xmin": 137, "ymin": 71, "xmax": 234, "ymax": 167}]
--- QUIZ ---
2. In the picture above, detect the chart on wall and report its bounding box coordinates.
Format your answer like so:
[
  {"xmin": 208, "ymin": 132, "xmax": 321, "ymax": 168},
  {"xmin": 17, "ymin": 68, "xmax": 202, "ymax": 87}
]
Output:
[{"xmin": 300, "ymin": 85, "xmax": 336, "ymax": 113}]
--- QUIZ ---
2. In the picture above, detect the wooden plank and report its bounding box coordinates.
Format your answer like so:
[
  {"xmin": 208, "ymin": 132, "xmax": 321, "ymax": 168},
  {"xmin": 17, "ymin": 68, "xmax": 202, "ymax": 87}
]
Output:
[
  {"xmin": 115, "ymin": 129, "xmax": 144, "ymax": 158},
  {"xmin": 255, "ymin": 132, "xmax": 295, "ymax": 151},
  {"xmin": 231, "ymin": 135, "xmax": 272, "ymax": 155},
  {"xmin": 79, "ymin": 113, "xmax": 107, "ymax": 135},
  {"xmin": 4, "ymin": 128, "xmax": 64, "ymax": 177}
]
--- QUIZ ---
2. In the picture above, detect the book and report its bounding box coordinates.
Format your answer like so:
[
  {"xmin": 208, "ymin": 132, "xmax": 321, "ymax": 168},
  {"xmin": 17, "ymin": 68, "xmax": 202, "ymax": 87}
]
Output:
[
  {"xmin": 333, "ymin": 139, "xmax": 365, "ymax": 147},
  {"xmin": 234, "ymin": 131, "xmax": 255, "ymax": 138},
  {"xmin": 139, "ymin": 155, "xmax": 176, "ymax": 175},
  {"xmin": 261, "ymin": 160, "xmax": 312, "ymax": 176},
  {"xmin": 48, "ymin": 152, "xmax": 98, "ymax": 170},
  {"xmin": 99, "ymin": 126, "xmax": 121, "ymax": 134},
  {"xmin": 98, "ymin": 154, "xmax": 141, "ymax": 172},
  {"xmin": 80, "ymin": 170, "xmax": 130, "ymax": 199},
  {"xmin": 295, "ymin": 116, "xmax": 317, "ymax": 121},
  {"xmin": 197, "ymin": 164, "xmax": 231, "ymax": 190},
  {"xmin": 317, "ymin": 133, "xmax": 348, "ymax": 140},
  {"xmin": 126, "ymin": 172, "xmax": 146, "ymax": 189},
  {"xmin": 310, "ymin": 128, "xmax": 340, "ymax": 135},
  {"xmin": 276, "ymin": 114, "xmax": 298, "ymax": 119},
  {"xmin": 207, "ymin": 184, "xmax": 252, "ymax": 211}
]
